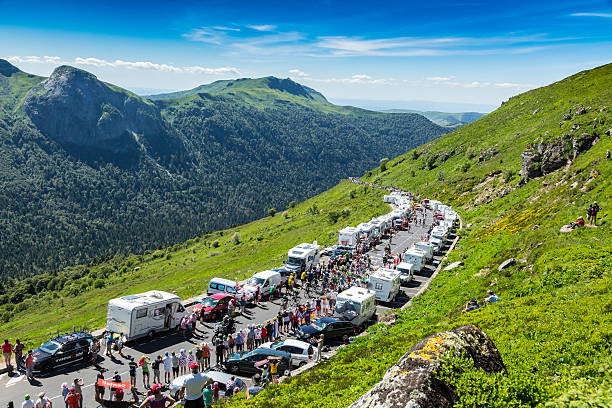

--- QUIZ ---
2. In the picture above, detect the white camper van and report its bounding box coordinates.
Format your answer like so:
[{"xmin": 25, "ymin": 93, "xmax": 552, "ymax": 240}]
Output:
[
  {"xmin": 334, "ymin": 286, "xmax": 377, "ymax": 329},
  {"xmin": 431, "ymin": 226, "xmax": 449, "ymax": 243},
  {"xmin": 403, "ymin": 248, "xmax": 426, "ymax": 273},
  {"xmin": 413, "ymin": 242, "xmax": 434, "ymax": 262},
  {"xmin": 396, "ymin": 262, "xmax": 414, "ymax": 284},
  {"xmin": 357, "ymin": 223, "xmax": 374, "ymax": 240},
  {"xmin": 430, "ymin": 237, "xmax": 443, "ymax": 254},
  {"xmin": 338, "ymin": 227, "xmax": 359, "ymax": 247},
  {"xmin": 106, "ymin": 291, "xmax": 188, "ymax": 341},
  {"xmin": 367, "ymin": 268, "xmax": 402, "ymax": 302},
  {"xmin": 285, "ymin": 242, "xmax": 321, "ymax": 273}
]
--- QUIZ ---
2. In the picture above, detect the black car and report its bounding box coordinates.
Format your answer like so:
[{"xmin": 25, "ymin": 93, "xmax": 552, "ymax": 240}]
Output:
[
  {"xmin": 224, "ymin": 348, "xmax": 292, "ymax": 375},
  {"xmin": 32, "ymin": 332, "xmax": 93, "ymax": 373},
  {"xmin": 296, "ymin": 317, "xmax": 355, "ymax": 343}
]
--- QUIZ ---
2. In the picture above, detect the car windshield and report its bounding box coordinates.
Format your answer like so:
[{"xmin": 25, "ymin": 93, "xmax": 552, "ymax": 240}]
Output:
[
  {"xmin": 248, "ymin": 277, "xmax": 266, "ymax": 286},
  {"xmin": 398, "ymin": 268, "xmax": 411, "ymax": 275},
  {"xmin": 311, "ymin": 319, "xmax": 329, "ymax": 330},
  {"xmin": 39, "ymin": 340, "xmax": 62, "ymax": 354},
  {"xmin": 201, "ymin": 297, "xmax": 218, "ymax": 307},
  {"xmin": 286, "ymin": 257, "xmax": 303, "ymax": 266}
]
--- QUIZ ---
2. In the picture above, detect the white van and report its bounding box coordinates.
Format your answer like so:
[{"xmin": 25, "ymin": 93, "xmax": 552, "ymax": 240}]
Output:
[
  {"xmin": 367, "ymin": 268, "xmax": 402, "ymax": 303},
  {"xmin": 338, "ymin": 227, "xmax": 359, "ymax": 247},
  {"xmin": 404, "ymin": 248, "xmax": 426, "ymax": 272},
  {"xmin": 285, "ymin": 242, "xmax": 321, "ymax": 273},
  {"xmin": 207, "ymin": 278, "xmax": 240, "ymax": 296},
  {"xmin": 334, "ymin": 286, "xmax": 377, "ymax": 329},
  {"xmin": 414, "ymin": 242, "xmax": 434, "ymax": 262},
  {"xmin": 106, "ymin": 291, "xmax": 188, "ymax": 341},
  {"xmin": 430, "ymin": 237, "xmax": 443, "ymax": 254},
  {"xmin": 242, "ymin": 270, "xmax": 282, "ymax": 298},
  {"xmin": 396, "ymin": 262, "xmax": 415, "ymax": 284}
]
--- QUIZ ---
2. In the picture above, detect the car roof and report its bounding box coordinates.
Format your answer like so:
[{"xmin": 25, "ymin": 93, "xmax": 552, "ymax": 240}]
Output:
[
  {"xmin": 252, "ymin": 347, "xmax": 291, "ymax": 357},
  {"xmin": 49, "ymin": 332, "xmax": 92, "ymax": 344},
  {"xmin": 210, "ymin": 293, "xmax": 233, "ymax": 300}
]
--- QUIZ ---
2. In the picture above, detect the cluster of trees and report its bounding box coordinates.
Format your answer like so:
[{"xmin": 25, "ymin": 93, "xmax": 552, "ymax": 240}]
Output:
[{"xmin": 0, "ymin": 89, "xmax": 445, "ymax": 280}]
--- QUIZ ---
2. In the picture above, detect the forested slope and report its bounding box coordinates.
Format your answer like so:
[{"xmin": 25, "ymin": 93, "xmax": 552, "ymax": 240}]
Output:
[{"xmin": 0, "ymin": 60, "xmax": 446, "ymax": 278}]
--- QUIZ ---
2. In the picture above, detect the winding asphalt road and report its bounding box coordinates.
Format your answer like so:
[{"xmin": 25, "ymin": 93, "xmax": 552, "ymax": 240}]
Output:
[{"xmin": 0, "ymin": 206, "xmax": 452, "ymax": 406}]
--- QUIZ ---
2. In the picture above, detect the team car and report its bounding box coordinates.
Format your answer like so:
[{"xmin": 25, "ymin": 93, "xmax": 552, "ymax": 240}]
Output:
[{"xmin": 31, "ymin": 331, "xmax": 94, "ymax": 373}]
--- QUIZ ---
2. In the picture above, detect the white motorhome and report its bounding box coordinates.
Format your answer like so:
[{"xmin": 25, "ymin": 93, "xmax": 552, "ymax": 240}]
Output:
[
  {"xmin": 106, "ymin": 291, "xmax": 188, "ymax": 341},
  {"xmin": 367, "ymin": 268, "xmax": 402, "ymax": 303},
  {"xmin": 431, "ymin": 226, "xmax": 449, "ymax": 243},
  {"xmin": 338, "ymin": 227, "xmax": 359, "ymax": 248},
  {"xmin": 396, "ymin": 262, "xmax": 414, "ymax": 284},
  {"xmin": 334, "ymin": 286, "xmax": 377, "ymax": 329},
  {"xmin": 414, "ymin": 242, "xmax": 434, "ymax": 262},
  {"xmin": 285, "ymin": 242, "xmax": 321, "ymax": 273},
  {"xmin": 357, "ymin": 223, "xmax": 374, "ymax": 240},
  {"xmin": 430, "ymin": 237, "xmax": 443, "ymax": 254},
  {"xmin": 403, "ymin": 248, "xmax": 426, "ymax": 273}
]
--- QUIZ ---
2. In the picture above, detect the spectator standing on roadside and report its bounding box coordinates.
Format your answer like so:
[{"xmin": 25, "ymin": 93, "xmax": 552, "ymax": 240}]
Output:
[
  {"xmin": 21, "ymin": 396, "xmax": 34, "ymax": 408},
  {"xmin": 72, "ymin": 379, "xmax": 83, "ymax": 408},
  {"xmin": 179, "ymin": 363, "xmax": 212, "ymax": 408},
  {"xmin": 129, "ymin": 358, "xmax": 138, "ymax": 388},
  {"xmin": 316, "ymin": 335, "xmax": 324, "ymax": 362},
  {"xmin": 152, "ymin": 355, "xmax": 162, "ymax": 385},
  {"xmin": 201, "ymin": 343, "xmax": 211, "ymax": 369},
  {"xmin": 2, "ymin": 339, "xmax": 13, "ymax": 369},
  {"xmin": 61, "ymin": 384, "xmax": 69, "ymax": 408},
  {"xmin": 64, "ymin": 388, "xmax": 80, "ymax": 408},
  {"xmin": 25, "ymin": 351, "xmax": 35, "ymax": 381},
  {"xmin": 162, "ymin": 352, "xmax": 171, "ymax": 384},
  {"xmin": 171, "ymin": 352, "xmax": 179, "ymax": 379},
  {"xmin": 95, "ymin": 387, "xmax": 139, "ymax": 408},
  {"xmin": 35, "ymin": 392, "xmax": 52, "ymax": 408},
  {"xmin": 13, "ymin": 340, "xmax": 25, "ymax": 370},
  {"xmin": 138, "ymin": 383, "xmax": 175, "ymax": 408}
]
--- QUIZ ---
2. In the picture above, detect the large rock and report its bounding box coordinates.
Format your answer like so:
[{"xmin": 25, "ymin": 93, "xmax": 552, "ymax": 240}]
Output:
[
  {"xmin": 348, "ymin": 325, "xmax": 506, "ymax": 408},
  {"xmin": 498, "ymin": 258, "xmax": 516, "ymax": 271}
]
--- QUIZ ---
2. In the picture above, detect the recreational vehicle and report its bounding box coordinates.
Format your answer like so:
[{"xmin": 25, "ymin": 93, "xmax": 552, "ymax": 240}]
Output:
[
  {"xmin": 285, "ymin": 242, "xmax": 321, "ymax": 273},
  {"xmin": 334, "ymin": 286, "xmax": 377, "ymax": 329},
  {"xmin": 367, "ymin": 268, "xmax": 402, "ymax": 302}
]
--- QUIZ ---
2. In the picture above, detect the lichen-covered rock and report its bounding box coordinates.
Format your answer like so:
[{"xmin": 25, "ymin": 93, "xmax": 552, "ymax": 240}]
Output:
[{"xmin": 348, "ymin": 325, "xmax": 506, "ymax": 408}]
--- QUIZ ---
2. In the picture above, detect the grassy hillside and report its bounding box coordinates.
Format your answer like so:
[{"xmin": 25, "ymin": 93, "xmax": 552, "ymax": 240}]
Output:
[
  {"xmin": 220, "ymin": 63, "xmax": 611, "ymax": 407},
  {"xmin": 0, "ymin": 181, "xmax": 389, "ymax": 344},
  {"xmin": 0, "ymin": 60, "xmax": 445, "ymax": 278}
]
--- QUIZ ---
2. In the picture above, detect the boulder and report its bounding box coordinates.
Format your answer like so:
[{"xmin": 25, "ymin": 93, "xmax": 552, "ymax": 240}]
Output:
[
  {"xmin": 348, "ymin": 325, "xmax": 506, "ymax": 408},
  {"xmin": 498, "ymin": 258, "xmax": 516, "ymax": 271},
  {"xmin": 444, "ymin": 261, "xmax": 464, "ymax": 271}
]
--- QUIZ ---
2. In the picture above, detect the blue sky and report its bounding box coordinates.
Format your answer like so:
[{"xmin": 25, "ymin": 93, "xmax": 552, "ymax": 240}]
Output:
[{"xmin": 1, "ymin": 0, "xmax": 611, "ymax": 111}]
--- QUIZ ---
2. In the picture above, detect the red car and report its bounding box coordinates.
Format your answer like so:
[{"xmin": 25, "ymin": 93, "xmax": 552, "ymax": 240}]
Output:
[{"xmin": 194, "ymin": 293, "xmax": 235, "ymax": 321}]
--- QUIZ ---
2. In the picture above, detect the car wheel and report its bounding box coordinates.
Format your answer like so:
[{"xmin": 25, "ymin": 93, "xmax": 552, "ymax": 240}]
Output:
[
  {"xmin": 229, "ymin": 364, "xmax": 240, "ymax": 374},
  {"xmin": 299, "ymin": 361, "xmax": 307, "ymax": 367}
]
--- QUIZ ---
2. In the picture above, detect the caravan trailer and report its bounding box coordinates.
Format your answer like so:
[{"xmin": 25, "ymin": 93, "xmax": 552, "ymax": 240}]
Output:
[
  {"xmin": 338, "ymin": 227, "xmax": 359, "ymax": 247},
  {"xmin": 106, "ymin": 291, "xmax": 188, "ymax": 341},
  {"xmin": 334, "ymin": 286, "xmax": 377, "ymax": 329},
  {"xmin": 285, "ymin": 242, "xmax": 321, "ymax": 273}
]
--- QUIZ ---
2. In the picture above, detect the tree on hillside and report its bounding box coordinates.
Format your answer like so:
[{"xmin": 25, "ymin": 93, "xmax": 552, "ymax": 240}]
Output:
[
  {"xmin": 380, "ymin": 157, "xmax": 389, "ymax": 172},
  {"xmin": 268, "ymin": 208, "xmax": 277, "ymax": 217}
]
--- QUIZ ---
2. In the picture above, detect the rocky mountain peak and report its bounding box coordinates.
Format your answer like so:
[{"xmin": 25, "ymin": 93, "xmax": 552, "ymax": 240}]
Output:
[{"xmin": 0, "ymin": 59, "xmax": 21, "ymax": 77}]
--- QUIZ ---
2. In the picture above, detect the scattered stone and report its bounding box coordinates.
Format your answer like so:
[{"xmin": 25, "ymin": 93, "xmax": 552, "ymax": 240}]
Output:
[
  {"xmin": 532, "ymin": 108, "xmax": 540, "ymax": 115},
  {"xmin": 570, "ymin": 181, "xmax": 579, "ymax": 189},
  {"xmin": 498, "ymin": 258, "xmax": 516, "ymax": 271},
  {"xmin": 379, "ymin": 313, "xmax": 397, "ymax": 326},
  {"xmin": 563, "ymin": 114, "xmax": 571, "ymax": 120},
  {"xmin": 444, "ymin": 261, "xmax": 464, "ymax": 271},
  {"xmin": 559, "ymin": 225, "xmax": 573, "ymax": 233},
  {"xmin": 348, "ymin": 325, "xmax": 506, "ymax": 408},
  {"xmin": 575, "ymin": 107, "xmax": 587, "ymax": 115},
  {"xmin": 605, "ymin": 129, "xmax": 611, "ymax": 136}
]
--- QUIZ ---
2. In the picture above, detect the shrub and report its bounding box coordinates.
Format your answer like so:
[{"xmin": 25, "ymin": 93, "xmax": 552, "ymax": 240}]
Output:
[
  {"xmin": 231, "ymin": 232, "xmax": 240, "ymax": 244},
  {"xmin": 211, "ymin": 240, "xmax": 220, "ymax": 248},
  {"xmin": 288, "ymin": 201, "xmax": 296, "ymax": 208},
  {"xmin": 380, "ymin": 157, "xmax": 389, "ymax": 172},
  {"xmin": 268, "ymin": 208, "xmax": 277, "ymax": 217}
]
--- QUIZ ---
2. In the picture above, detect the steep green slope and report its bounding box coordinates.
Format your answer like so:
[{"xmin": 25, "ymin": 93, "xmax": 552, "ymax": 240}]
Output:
[
  {"xmin": 0, "ymin": 181, "xmax": 389, "ymax": 344},
  {"xmin": 0, "ymin": 60, "xmax": 445, "ymax": 278},
  {"xmin": 221, "ymin": 63, "xmax": 611, "ymax": 407}
]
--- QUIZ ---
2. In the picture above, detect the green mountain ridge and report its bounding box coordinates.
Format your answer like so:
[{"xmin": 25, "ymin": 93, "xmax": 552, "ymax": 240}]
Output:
[
  {"xmin": 1, "ymin": 61, "xmax": 609, "ymax": 407},
  {"xmin": 0, "ymin": 59, "xmax": 446, "ymax": 278},
  {"xmin": 380, "ymin": 109, "xmax": 485, "ymax": 128}
]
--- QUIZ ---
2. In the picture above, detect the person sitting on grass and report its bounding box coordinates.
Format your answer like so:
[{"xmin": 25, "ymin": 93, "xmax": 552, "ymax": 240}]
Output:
[
  {"xmin": 485, "ymin": 290, "xmax": 500, "ymax": 304},
  {"xmin": 463, "ymin": 299, "xmax": 481, "ymax": 313},
  {"xmin": 569, "ymin": 216, "xmax": 585, "ymax": 229}
]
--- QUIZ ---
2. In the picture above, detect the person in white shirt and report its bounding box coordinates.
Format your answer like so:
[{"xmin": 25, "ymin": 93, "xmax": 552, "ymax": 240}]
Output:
[
  {"xmin": 179, "ymin": 363, "xmax": 212, "ymax": 408},
  {"xmin": 35, "ymin": 393, "xmax": 52, "ymax": 408},
  {"xmin": 22, "ymin": 395, "xmax": 34, "ymax": 408},
  {"xmin": 163, "ymin": 351, "xmax": 172, "ymax": 384}
]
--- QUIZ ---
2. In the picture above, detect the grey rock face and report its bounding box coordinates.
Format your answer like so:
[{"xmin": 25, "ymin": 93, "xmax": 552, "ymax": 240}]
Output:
[
  {"xmin": 23, "ymin": 65, "xmax": 182, "ymax": 166},
  {"xmin": 348, "ymin": 325, "xmax": 506, "ymax": 408},
  {"xmin": 498, "ymin": 258, "xmax": 516, "ymax": 271}
]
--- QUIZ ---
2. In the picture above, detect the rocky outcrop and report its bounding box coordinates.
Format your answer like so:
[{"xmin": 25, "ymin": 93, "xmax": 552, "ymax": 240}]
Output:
[
  {"xmin": 23, "ymin": 65, "xmax": 184, "ymax": 166},
  {"xmin": 520, "ymin": 132, "xmax": 597, "ymax": 180},
  {"xmin": 348, "ymin": 325, "xmax": 506, "ymax": 408}
]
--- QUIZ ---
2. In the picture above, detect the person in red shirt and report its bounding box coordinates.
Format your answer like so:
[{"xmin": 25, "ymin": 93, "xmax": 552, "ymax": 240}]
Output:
[
  {"xmin": 2, "ymin": 339, "xmax": 13, "ymax": 368},
  {"xmin": 25, "ymin": 350, "xmax": 35, "ymax": 380},
  {"xmin": 64, "ymin": 388, "xmax": 80, "ymax": 408}
]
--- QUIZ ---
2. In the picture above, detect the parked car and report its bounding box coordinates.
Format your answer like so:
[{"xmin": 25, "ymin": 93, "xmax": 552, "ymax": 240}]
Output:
[
  {"xmin": 322, "ymin": 245, "xmax": 337, "ymax": 256},
  {"xmin": 259, "ymin": 339, "xmax": 317, "ymax": 367},
  {"xmin": 223, "ymin": 348, "xmax": 292, "ymax": 375},
  {"xmin": 194, "ymin": 293, "xmax": 235, "ymax": 321},
  {"xmin": 31, "ymin": 331, "xmax": 93, "ymax": 374},
  {"xmin": 169, "ymin": 369, "xmax": 246, "ymax": 400},
  {"xmin": 270, "ymin": 267, "xmax": 293, "ymax": 285},
  {"xmin": 295, "ymin": 317, "xmax": 354, "ymax": 344}
]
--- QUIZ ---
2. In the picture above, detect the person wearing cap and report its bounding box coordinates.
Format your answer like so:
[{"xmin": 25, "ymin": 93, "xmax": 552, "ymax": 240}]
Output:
[
  {"xmin": 179, "ymin": 363, "xmax": 212, "ymax": 408},
  {"xmin": 138, "ymin": 383, "xmax": 175, "ymax": 408},
  {"xmin": 22, "ymin": 395, "xmax": 34, "ymax": 408},
  {"xmin": 64, "ymin": 388, "xmax": 80, "ymax": 408},
  {"xmin": 95, "ymin": 386, "xmax": 139, "ymax": 408},
  {"xmin": 35, "ymin": 392, "xmax": 51, "ymax": 408}
]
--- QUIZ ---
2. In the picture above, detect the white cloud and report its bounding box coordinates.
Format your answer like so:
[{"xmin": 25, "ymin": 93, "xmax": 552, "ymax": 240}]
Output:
[
  {"xmin": 248, "ymin": 25, "xmax": 277, "ymax": 31},
  {"xmin": 426, "ymin": 76, "xmax": 455, "ymax": 81},
  {"xmin": 6, "ymin": 55, "xmax": 239, "ymax": 75},
  {"xmin": 182, "ymin": 28, "xmax": 225, "ymax": 44},
  {"xmin": 288, "ymin": 69, "xmax": 309, "ymax": 77},
  {"xmin": 213, "ymin": 26, "xmax": 241, "ymax": 31},
  {"xmin": 305, "ymin": 74, "xmax": 395, "ymax": 85},
  {"xmin": 570, "ymin": 12, "xmax": 612, "ymax": 18}
]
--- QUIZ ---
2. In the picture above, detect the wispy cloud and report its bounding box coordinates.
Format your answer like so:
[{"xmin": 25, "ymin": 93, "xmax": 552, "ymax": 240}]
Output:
[
  {"xmin": 213, "ymin": 26, "xmax": 241, "ymax": 31},
  {"xmin": 248, "ymin": 24, "xmax": 277, "ymax": 31},
  {"xmin": 570, "ymin": 12, "xmax": 612, "ymax": 18},
  {"xmin": 6, "ymin": 55, "xmax": 239, "ymax": 75},
  {"xmin": 304, "ymin": 74, "xmax": 396, "ymax": 85},
  {"xmin": 288, "ymin": 69, "xmax": 309, "ymax": 77},
  {"xmin": 426, "ymin": 76, "xmax": 456, "ymax": 82}
]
